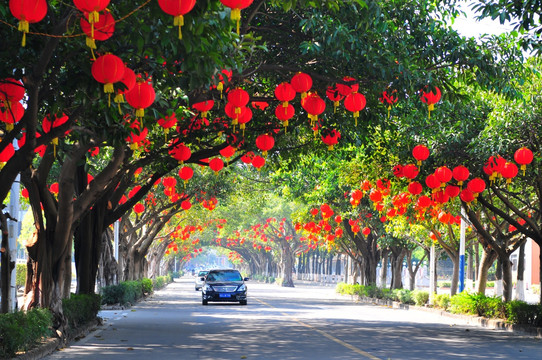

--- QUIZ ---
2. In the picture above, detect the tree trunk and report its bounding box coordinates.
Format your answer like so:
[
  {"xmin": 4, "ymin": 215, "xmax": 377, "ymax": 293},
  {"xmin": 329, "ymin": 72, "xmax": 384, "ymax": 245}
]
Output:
[
  {"xmin": 389, "ymin": 248, "xmax": 406, "ymax": 290},
  {"xmin": 450, "ymin": 253, "xmax": 460, "ymax": 296},
  {"xmin": 515, "ymin": 241, "xmax": 525, "ymax": 301},
  {"xmin": 501, "ymin": 256, "xmax": 513, "ymax": 301},
  {"xmin": 467, "ymin": 243, "xmax": 474, "ymax": 289},
  {"xmin": 476, "ymin": 248, "xmax": 497, "ymax": 294},
  {"xmin": 495, "ymin": 258, "xmax": 503, "ymax": 297},
  {"xmin": 379, "ymin": 250, "xmax": 389, "ymax": 288},
  {"xmin": 97, "ymin": 230, "xmax": 118, "ymax": 289}
]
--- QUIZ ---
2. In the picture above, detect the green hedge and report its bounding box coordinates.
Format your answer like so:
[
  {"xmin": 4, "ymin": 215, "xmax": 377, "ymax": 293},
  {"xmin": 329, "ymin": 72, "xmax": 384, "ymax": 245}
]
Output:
[
  {"xmin": 250, "ymin": 274, "xmax": 276, "ymax": 284},
  {"xmin": 0, "ymin": 308, "xmax": 53, "ymax": 358},
  {"xmin": 336, "ymin": 283, "xmax": 542, "ymax": 327},
  {"xmin": 63, "ymin": 293, "xmax": 101, "ymax": 329},
  {"xmin": 16, "ymin": 263, "xmax": 26, "ymax": 288},
  {"xmin": 101, "ymin": 276, "xmax": 172, "ymax": 305}
]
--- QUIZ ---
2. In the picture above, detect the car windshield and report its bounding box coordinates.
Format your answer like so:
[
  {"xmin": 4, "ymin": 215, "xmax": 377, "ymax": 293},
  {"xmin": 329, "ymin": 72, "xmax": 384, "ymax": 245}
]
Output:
[{"xmin": 206, "ymin": 270, "xmax": 242, "ymax": 282}]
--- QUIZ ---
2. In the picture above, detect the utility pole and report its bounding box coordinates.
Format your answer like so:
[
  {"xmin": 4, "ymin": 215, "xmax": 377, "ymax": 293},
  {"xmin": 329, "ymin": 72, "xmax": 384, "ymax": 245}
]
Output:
[
  {"xmin": 429, "ymin": 243, "xmax": 436, "ymax": 305},
  {"xmin": 459, "ymin": 207, "xmax": 466, "ymax": 293}
]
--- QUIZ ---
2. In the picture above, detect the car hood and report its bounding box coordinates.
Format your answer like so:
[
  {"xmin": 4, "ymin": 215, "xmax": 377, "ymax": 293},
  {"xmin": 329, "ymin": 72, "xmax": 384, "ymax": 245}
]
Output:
[{"xmin": 206, "ymin": 281, "xmax": 244, "ymax": 286}]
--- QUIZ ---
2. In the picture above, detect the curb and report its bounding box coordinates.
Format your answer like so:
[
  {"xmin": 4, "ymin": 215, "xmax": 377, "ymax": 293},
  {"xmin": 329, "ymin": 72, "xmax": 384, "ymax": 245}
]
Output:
[{"xmin": 345, "ymin": 295, "xmax": 542, "ymax": 338}]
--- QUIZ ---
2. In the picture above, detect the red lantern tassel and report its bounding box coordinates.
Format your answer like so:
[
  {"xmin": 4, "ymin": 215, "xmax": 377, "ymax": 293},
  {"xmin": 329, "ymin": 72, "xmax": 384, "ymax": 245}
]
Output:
[
  {"xmin": 18, "ymin": 20, "xmax": 29, "ymax": 47},
  {"xmin": 174, "ymin": 15, "xmax": 184, "ymax": 40}
]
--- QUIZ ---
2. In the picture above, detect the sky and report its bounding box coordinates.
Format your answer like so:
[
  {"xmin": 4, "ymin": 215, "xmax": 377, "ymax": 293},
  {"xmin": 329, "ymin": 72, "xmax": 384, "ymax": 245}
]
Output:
[{"xmin": 451, "ymin": 1, "xmax": 514, "ymax": 38}]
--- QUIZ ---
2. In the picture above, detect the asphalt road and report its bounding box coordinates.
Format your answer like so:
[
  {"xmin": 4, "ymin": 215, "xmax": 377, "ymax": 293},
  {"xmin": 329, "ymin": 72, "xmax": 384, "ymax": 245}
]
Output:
[{"xmin": 43, "ymin": 278, "xmax": 541, "ymax": 360}]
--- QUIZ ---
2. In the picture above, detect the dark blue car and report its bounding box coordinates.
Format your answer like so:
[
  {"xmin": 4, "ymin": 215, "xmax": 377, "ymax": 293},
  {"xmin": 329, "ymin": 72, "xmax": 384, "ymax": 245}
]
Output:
[{"xmin": 201, "ymin": 269, "xmax": 248, "ymax": 305}]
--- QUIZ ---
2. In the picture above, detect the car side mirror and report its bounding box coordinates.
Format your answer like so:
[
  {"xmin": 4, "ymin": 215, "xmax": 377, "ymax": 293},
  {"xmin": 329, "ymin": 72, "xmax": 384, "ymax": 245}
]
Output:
[
  {"xmin": 244, "ymin": 277, "xmax": 249, "ymax": 281},
  {"xmin": 200, "ymin": 277, "xmax": 205, "ymax": 281}
]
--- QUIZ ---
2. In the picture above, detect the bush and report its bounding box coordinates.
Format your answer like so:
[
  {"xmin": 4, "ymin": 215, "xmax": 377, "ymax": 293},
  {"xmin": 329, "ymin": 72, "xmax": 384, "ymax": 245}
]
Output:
[
  {"xmin": 438, "ymin": 281, "xmax": 451, "ymax": 288},
  {"xmin": 365, "ymin": 284, "xmax": 384, "ymax": 299},
  {"xmin": 449, "ymin": 292, "xmax": 477, "ymax": 315},
  {"xmin": 434, "ymin": 293, "xmax": 450, "ymax": 310},
  {"xmin": 396, "ymin": 289, "xmax": 413, "ymax": 304},
  {"xmin": 412, "ymin": 290, "xmax": 429, "ymax": 306},
  {"xmin": 336, "ymin": 282, "xmax": 349, "ymax": 295},
  {"xmin": 16, "ymin": 263, "xmax": 26, "ymax": 288},
  {"xmin": 141, "ymin": 278, "xmax": 153, "ymax": 294},
  {"xmin": 474, "ymin": 294, "xmax": 505, "ymax": 319},
  {"xmin": 101, "ymin": 279, "xmax": 151, "ymax": 305},
  {"xmin": 63, "ymin": 293, "xmax": 101, "ymax": 328},
  {"xmin": 0, "ymin": 308, "xmax": 53, "ymax": 358}
]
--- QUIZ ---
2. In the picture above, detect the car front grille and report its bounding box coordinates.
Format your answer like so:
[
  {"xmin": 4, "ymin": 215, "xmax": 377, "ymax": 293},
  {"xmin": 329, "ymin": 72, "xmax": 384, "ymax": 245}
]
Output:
[{"xmin": 212, "ymin": 286, "xmax": 238, "ymax": 292}]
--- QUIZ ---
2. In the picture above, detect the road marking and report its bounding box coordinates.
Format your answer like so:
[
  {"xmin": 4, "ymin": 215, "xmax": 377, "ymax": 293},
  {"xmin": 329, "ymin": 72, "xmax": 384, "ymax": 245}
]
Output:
[{"xmin": 254, "ymin": 297, "xmax": 382, "ymax": 360}]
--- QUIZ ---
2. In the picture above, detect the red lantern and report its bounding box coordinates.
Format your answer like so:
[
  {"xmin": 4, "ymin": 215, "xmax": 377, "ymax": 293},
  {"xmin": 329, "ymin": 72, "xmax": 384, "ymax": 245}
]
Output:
[
  {"xmin": 181, "ymin": 200, "xmax": 192, "ymax": 210},
  {"xmin": 336, "ymin": 76, "xmax": 358, "ymax": 96},
  {"xmin": 416, "ymin": 195, "xmax": 431, "ymax": 208},
  {"xmin": 80, "ymin": 10, "xmax": 115, "ymax": 49},
  {"xmin": 393, "ymin": 164, "xmax": 404, "ymax": 178},
  {"xmin": 0, "ymin": 142, "xmax": 15, "ymax": 167},
  {"xmin": 0, "ymin": 78, "xmax": 25, "ymax": 105},
  {"xmin": 344, "ymin": 92, "xmax": 366, "ymax": 126},
  {"xmin": 435, "ymin": 166, "xmax": 452, "ymax": 184},
  {"xmin": 219, "ymin": 0, "xmax": 254, "ymax": 35},
  {"xmin": 252, "ymin": 155, "xmax": 265, "ymax": 171},
  {"xmin": 501, "ymin": 162, "xmax": 518, "ymax": 184},
  {"xmin": 157, "ymin": 0, "xmax": 197, "ymax": 39},
  {"xmin": 425, "ymin": 174, "xmax": 441, "ymax": 193},
  {"xmin": 134, "ymin": 203, "xmax": 145, "ymax": 214},
  {"xmin": 91, "ymin": 54, "xmax": 125, "ymax": 96},
  {"xmin": 125, "ymin": 80, "xmax": 156, "ymax": 118},
  {"xmin": 420, "ymin": 86, "xmax": 441, "ymax": 118},
  {"xmin": 219, "ymin": 145, "xmax": 236, "ymax": 161},
  {"xmin": 209, "ymin": 158, "xmax": 224, "ymax": 175},
  {"xmin": 412, "ymin": 144, "xmax": 429, "ymax": 165},
  {"xmin": 402, "ymin": 164, "xmax": 419, "ymax": 180},
  {"xmin": 237, "ymin": 106, "xmax": 252, "ymax": 133},
  {"xmin": 179, "ymin": 166, "xmax": 194, "ymax": 183},
  {"xmin": 192, "ymin": 100, "xmax": 214, "ymax": 118},
  {"xmin": 460, "ymin": 188, "xmax": 475, "ymax": 203},
  {"xmin": 408, "ymin": 181, "xmax": 423, "ymax": 195},
  {"xmin": 275, "ymin": 82, "xmax": 296, "ymax": 107},
  {"xmin": 326, "ymin": 86, "xmax": 344, "ymax": 113},
  {"xmin": 452, "ymin": 165, "xmax": 469, "ymax": 186},
  {"xmin": 113, "ymin": 67, "xmax": 136, "ymax": 111},
  {"xmin": 444, "ymin": 185, "xmax": 460, "ymax": 198},
  {"xmin": 321, "ymin": 129, "xmax": 340, "ymax": 151},
  {"xmin": 291, "ymin": 72, "xmax": 312, "ymax": 98},
  {"xmin": 255, "ymin": 134, "xmax": 274, "ymax": 157},
  {"xmin": 362, "ymin": 227, "xmax": 371, "ymax": 236},
  {"xmin": 369, "ymin": 189, "xmax": 382, "ymax": 203},
  {"xmin": 433, "ymin": 190, "xmax": 449, "ymax": 205},
  {"xmin": 241, "ymin": 151, "xmax": 254, "ymax": 164},
  {"xmin": 169, "ymin": 142, "xmax": 191, "ymax": 163},
  {"xmin": 43, "ymin": 113, "xmax": 70, "ymax": 155},
  {"xmin": 227, "ymin": 88, "xmax": 249, "ymax": 124},
  {"xmin": 302, "ymin": 93, "xmax": 325, "ymax": 125},
  {"xmin": 157, "ymin": 113, "xmax": 177, "ymax": 137},
  {"xmin": 0, "ymin": 101, "xmax": 24, "ymax": 132},
  {"xmin": 514, "ymin": 147, "xmax": 533, "ymax": 175},
  {"xmin": 275, "ymin": 104, "xmax": 295, "ymax": 128},
  {"xmin": 9, "ymin": 0, "xmax": 48, "ymax": 47},
  {"xmin": 467, "ymin": 178, "xmax": 486, "ymax": 197}
]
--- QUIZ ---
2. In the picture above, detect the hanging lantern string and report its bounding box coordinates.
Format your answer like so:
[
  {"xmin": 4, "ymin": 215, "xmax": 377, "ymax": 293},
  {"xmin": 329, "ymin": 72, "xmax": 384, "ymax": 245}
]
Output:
[{"xmin": 0, "ymin": 0, "xmax": 152, "ymax": 40}]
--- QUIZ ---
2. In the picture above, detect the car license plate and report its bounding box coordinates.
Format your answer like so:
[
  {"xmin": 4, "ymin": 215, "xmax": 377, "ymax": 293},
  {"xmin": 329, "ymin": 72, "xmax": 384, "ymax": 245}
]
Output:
[{"xmin": 219, "ymin": 293, "xmax": 231, "ymax": 298}]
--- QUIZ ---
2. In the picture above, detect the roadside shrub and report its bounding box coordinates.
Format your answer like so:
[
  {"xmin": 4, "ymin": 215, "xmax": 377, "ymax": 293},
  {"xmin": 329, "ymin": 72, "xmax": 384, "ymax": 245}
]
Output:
[
  {"xmin": 473, "ymin": 294, "xmax": 505, "ymax": 319},
  {"xmin": 141, "ymin": 278, "xmax": 153, "ymax": 294},
  {"xmin": 101, "ymin": 283, "xmax": 125, "ymax": 304},
  {"xmin": 63, "ymin": 293, "xmax": 101, "ymax": 328},
  {"xmin": 449, "ymin": 292, "xmax": 477, "ymax": 315},
  {"xmin": 365, "ymin": 284, "xmax": 384, "ymax": 299},
  {"xmin": 0, "ymin": 308, "xmax": 52, "ymax": 358},
  {"xmin": 486, "ymin": 281, "xmax": 495, "ymax": 288},
  {"xmin": 412, "ymin": 290, "xmax": 429, "ymax": 306},
  {"xmin": 336, "ymin": 282, "xmax": 349, "ymax": 295},
  {"xmin": 390, "ymin": 289, "xmax": 401, "ymax": 301},
  {"xmin": 153, "ymin": 277, "xmax": 165, "ymax": 290},
  {"xmin": 438, "ymin": 281, "xmax": 451, "ymax": 288},
  {"xmin": 381, "ymin": 288, "xmax": 392, "ymax": 300},
  {"xmin": 434, "ymin": 293, "xmax": 450, "ymax": 310},
  {"xmin": 121, "ymin": 281, "xmax": 144, "ymax": 304},
  {"xmin": 396, "ymin": 289, "xmax": 413, "ymax": 304},
  {"xmin": 16, "ymin": 263, "xmax": 26, "ymax": 288}
]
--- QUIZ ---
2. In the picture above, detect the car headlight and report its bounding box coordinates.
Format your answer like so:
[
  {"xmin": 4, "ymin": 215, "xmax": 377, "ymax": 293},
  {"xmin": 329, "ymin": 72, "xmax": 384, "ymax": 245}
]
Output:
[
  {"xmin": 237, "ymin": 284, "xmax": 246, "ymax": 292},
  {"xmin": 203, "ymin": 284, "xmax": 213, "ymax": 292}
]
